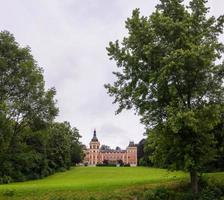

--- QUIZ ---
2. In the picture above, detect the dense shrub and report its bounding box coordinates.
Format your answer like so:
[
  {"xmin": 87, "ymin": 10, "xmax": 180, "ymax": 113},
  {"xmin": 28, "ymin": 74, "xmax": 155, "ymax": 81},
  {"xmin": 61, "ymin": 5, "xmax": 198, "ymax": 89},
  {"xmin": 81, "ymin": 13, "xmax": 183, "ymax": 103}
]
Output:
[
  {"xmin": 2, "ymin": 189, "xmax": 15, "ymax": 197},
  {"xmin": 198, "ymin": 178, "xmax": 224, "ymax": 200},
  {"xmin": 143, "ymin": 188, "xmax": 192, "ymax": 200},
  {"xmin": 96, "ymin": 163, "xmax": 131, "ymax": 167},
  {"xmin": 143, "ymin": 187, "xmax": 176, "ymax": 200},
  {"xmin": 141, "ymin": 179, "xmax": 224, "ymax": 200},
  {"xmin": 96, "ymin": 163, "xmax": 117, "ymax": 167},
  {"xmin": 0, "ymin": 176, "xmax": 13, "ymax": 184}
]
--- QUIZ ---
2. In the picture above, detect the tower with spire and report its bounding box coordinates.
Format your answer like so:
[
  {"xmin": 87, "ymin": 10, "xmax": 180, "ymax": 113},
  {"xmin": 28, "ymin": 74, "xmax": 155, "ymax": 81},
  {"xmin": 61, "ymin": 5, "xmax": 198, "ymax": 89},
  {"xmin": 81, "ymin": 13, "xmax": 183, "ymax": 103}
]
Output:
[{"xmin": 89, "ymin": 129, "xmax": 100, "ymax": 165}]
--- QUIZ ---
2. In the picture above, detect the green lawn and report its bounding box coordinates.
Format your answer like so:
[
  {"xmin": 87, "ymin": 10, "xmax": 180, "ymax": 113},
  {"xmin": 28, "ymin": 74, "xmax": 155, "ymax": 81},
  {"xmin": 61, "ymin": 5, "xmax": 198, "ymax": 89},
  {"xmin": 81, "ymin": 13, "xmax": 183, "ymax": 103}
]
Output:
[{"xmin": 0, "ymin": 167, "xmax": 222, "ymax": 200}]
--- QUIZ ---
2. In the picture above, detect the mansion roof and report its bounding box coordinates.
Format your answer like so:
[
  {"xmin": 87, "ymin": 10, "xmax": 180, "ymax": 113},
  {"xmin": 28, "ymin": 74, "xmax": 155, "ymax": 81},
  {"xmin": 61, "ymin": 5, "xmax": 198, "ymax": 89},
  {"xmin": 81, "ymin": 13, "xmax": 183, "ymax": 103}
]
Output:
[{"xmin": 87, "ymin": 130, "xmax": 137, "ymax": 151}]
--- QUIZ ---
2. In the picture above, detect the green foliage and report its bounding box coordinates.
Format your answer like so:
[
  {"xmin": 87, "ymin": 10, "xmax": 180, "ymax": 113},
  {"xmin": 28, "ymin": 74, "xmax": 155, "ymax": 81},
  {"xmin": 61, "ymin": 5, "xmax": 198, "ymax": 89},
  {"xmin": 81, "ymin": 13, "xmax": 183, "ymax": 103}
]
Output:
[
  {"xmin": 138, "ymin": 139, "xmax": 153, "ymax": 167},
  {"xmin": 204, "ymin": 116, "xmax": 224, "ymax": 172},
  {"xmin": 2, "ymin": 189, "xmax": 15, "ymax": 197},
  {"xmin": 0, "ymin": 30, "xmax": 83, "ymax": 183},
  {"xmin": 0, "ymin": 176, "xmax": 12, "ymax": 184},
  {"xmin": 96, "ymin": 163, "xmax": 117, "ymax": 167},
  {"xmin": 105, "ymin": 0, "xmax": 224, "ymax": 193},
  {"xmin": 198, "ymin": 177, "xmax": 224, "ymax": 200},
  {"xmin": 143, "ymin": 187, "xmax": 170, "ymax": 200},
  {"xmin": 0, "ymin": 31, "xmax": 58, "ymax": 128},
  {"xmin": 47, "ymin": 122, "xmax": 82, "ymax": 172},
  {"xmin": 141, "ymin": 179, "xmax": 224, "ymax": 200},
  {"xmin": 89, "ymin": 197, "xmax": 97, "ymax": 200}
]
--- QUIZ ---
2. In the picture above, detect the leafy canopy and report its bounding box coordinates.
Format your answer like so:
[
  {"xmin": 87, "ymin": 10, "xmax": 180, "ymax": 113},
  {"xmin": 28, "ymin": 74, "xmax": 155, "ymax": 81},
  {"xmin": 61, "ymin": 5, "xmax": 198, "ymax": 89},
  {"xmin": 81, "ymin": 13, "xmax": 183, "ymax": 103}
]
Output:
[
  {"xmin": 105, "ymin": 0, "xmax": 224, "ymax": 175},
  {"xmin": 0, "ymin": 31, "xmax": 83, "ymax": 183}
]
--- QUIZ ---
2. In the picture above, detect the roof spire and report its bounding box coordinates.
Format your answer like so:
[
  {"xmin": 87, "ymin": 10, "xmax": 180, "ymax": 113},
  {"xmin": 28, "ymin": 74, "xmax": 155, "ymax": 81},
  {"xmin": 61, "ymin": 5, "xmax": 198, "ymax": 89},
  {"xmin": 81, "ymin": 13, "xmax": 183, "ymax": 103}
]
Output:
[{"xmin": 91, "ymin": 129, "xmax": 98, "ymax": 142}]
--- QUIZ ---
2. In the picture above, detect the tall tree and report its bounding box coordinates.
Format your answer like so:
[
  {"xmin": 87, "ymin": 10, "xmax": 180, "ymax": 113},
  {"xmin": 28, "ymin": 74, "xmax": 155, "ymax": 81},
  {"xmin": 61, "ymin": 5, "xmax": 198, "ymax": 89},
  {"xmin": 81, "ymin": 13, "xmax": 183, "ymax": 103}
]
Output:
[
  {"xmin": 0, "ymin": 31, "xmax": 83, "ymax": 183},
  {"xmin": 47, "ymin": 122, "xmax": 82, "ymax": 172},
  {"xmin": 0, "ymin": 31, "xmax": 58, "ymax": 144},
  {"xmin": 0, "ymin": 30, "xmax": 58, "ymax": 182},
  {"xmin": 105, "ymin": 0, "xmax": 224, "ymax": 194}
]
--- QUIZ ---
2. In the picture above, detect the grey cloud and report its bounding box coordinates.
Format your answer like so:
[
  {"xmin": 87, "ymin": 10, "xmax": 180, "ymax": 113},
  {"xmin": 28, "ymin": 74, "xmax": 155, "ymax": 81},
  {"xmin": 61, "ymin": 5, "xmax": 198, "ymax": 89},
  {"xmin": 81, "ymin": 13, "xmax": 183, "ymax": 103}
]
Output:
[{"xmin": 0, "ymin": 0, "xmax": 223, "ymax": 148}]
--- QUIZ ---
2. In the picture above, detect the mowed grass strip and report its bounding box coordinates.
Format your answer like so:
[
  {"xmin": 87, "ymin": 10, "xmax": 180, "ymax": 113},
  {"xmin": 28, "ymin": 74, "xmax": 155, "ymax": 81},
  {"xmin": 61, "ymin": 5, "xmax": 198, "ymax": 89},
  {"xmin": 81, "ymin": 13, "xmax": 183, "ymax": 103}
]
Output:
[
  {"xmin": 0, "ymin": 167, "xmax": 223, "ymax": 200},
  {"xmin": 0, "ymin": 167, "xmax": 187, "ymax": 193}
]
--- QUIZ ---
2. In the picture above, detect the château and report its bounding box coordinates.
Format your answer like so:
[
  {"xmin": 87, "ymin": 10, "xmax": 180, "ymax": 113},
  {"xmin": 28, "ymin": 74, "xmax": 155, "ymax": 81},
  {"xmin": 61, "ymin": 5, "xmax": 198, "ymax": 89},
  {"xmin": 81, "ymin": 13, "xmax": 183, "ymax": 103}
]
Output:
[{"xmin": 84, "ymin": 130, "xmax": 137, "ymax": 166}]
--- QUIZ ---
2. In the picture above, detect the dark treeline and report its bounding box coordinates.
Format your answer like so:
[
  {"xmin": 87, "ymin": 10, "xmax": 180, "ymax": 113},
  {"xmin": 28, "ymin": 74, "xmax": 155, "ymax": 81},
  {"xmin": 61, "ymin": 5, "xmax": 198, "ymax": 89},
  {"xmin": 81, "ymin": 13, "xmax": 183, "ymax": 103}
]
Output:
[{"xmin": 0, "ymin": 31, "xmax": 83, "ymax": 184}]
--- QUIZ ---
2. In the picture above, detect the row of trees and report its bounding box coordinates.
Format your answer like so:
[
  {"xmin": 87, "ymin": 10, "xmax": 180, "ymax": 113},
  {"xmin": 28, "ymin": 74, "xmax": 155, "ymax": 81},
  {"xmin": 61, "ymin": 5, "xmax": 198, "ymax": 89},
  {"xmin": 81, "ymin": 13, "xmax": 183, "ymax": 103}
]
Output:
[
  {"xmin": 0, "ymin": 31, "xmax": 83, "ymax": 183},
  {"xmin": 105, "ymin": 0, "xmax": 224, "ymax": 194}
]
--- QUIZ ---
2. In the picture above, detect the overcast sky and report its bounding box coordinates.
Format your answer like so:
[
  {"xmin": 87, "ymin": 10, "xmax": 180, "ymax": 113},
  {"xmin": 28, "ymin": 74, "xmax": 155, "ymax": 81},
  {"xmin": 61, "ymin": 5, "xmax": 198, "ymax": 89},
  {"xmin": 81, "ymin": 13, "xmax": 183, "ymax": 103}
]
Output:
[{"xmin": 0, "ymin": 0, "xmax": 223, "ymax": 148}]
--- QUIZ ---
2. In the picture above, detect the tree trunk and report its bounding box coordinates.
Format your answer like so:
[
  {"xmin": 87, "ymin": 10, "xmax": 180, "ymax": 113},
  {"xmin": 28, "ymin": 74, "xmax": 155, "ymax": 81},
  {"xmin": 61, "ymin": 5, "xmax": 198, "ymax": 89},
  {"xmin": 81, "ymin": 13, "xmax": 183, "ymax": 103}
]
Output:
[{"xmin": 190, "ymin": 170, "xmax": 199, "ymax": 194}]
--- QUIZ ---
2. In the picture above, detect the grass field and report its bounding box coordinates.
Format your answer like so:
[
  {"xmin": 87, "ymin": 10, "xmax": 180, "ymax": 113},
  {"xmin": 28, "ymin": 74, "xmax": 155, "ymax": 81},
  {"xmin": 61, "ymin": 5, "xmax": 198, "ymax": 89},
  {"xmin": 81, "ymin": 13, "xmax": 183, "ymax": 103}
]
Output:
[{"xmin": 0, "ymin": 167, "xmax": 222, "ymax": 200}]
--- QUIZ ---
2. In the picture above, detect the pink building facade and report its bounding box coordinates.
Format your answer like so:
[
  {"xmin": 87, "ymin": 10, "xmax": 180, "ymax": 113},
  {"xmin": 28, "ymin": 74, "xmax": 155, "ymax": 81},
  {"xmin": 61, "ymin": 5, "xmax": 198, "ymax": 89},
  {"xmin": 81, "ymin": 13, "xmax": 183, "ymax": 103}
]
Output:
[{"xmin": 84, "ymin": 130, "xmax": 137, "ymax": 166}]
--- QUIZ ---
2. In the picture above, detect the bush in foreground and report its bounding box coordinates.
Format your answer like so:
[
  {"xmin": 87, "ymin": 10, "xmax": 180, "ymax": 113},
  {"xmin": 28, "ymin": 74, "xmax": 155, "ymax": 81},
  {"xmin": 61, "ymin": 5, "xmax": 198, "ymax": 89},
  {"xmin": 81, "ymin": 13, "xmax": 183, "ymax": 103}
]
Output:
[
  {"xmin": 96, "ymin": 163, "xmax": 130, "ymax": 167},
  {"xmin": 141, "ymin": 178, "xmax": 224, "ymax": 200}
]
